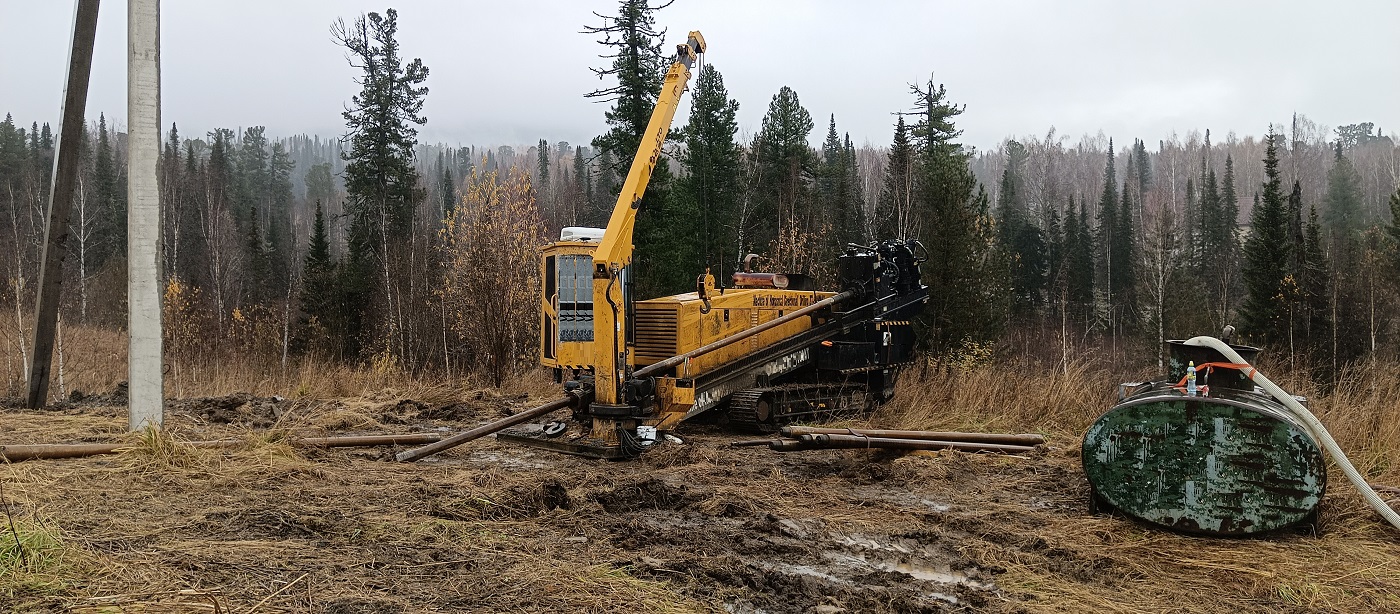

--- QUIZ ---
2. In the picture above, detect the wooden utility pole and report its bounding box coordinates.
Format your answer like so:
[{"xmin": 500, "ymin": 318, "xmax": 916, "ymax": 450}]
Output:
[
  {"xmin": 26, "ymin": 0, "xmax": 101, "ymax": 409},
  {"xmin": 128, "ymin": 0, "xmax": 164, "ymax": 430}
]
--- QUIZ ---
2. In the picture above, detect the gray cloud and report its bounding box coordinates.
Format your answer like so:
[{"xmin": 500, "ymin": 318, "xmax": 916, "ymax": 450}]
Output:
[{"xmin": 3, "ymin": 0, "xmax": 1396, "ymax": 152}]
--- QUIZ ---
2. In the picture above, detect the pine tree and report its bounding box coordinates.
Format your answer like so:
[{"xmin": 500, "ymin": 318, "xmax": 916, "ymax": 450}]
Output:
[
  {"xmin": 439, "ymin": 153, "xmax": 456, "ymax": 216},
  {"xmin": 1112, "ymin": 181, "xmax": 1136, "ymax": 318},
  {"xmin": 753, "ymin": 85, "xmax": 816, "ymax": 273},
  {"xmin": 907, "ymin": 75, "xmax": 998, "ymax": 351},
  {"xmin": 332, "ymin": 8, "xmax": 430, "ymax": 352},
  {"xmin": 1323, "ymin": 141, "xmax": 1364, "ymax": 238},
  {"xmin": 676, "ymin": 62, "xmax": 741, "ymax": 277},
  {"xmin": 998, "ymin": 140, "xmax": 1044, "ymax": 317},
  {"xmin": 1241, "ymin": 132, "xmax": 1292, "ymax": 346},
  {"xmin": 1065, "ymin": 198, "xmax": 1095, "ymax": 306},
  {"xmin": 1094, "ymin": 140, "xmax": 1118, "ymax": 305},
  {"xmin": 878, "ymin": 116, "xmax": 915, "ymax": 239},
  {"xmin": 584, "ymin": 0, "xmax": 675, "ymax": 296},
  {"xmin": 842, "ymin": 133, "xmax": 866, "ymax": 245},
  {"xmin": 245, "ymin": 205, "xmax": 269, "ymax": 303},
  {"xmin": 90, "ymin": 113, "xmax": 127, "ymax": 269},
  {"xmin": 537, "ymin": 137, "xmax": 552, "ymax": 226},
  {"xmin": 572, "ymin": 145, "xmax": 590, "ymax": 226},
  {"xmin": 299, "ymin": 200, "xmax": 339, "ymax": 354},
  {"xmin": 1297, "ymin": 201, "xmax": 1331, "ymax": 360}
]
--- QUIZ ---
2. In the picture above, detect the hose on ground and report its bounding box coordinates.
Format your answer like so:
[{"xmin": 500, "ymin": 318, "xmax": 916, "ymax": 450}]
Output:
[{"xmin": 1183, "ymin": 335, "xmax": 1400, "ymax": 531}]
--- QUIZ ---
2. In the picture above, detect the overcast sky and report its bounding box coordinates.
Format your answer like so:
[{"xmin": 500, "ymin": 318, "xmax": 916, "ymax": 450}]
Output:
[{"xmin": 3, "ymin": 0, "xmax": 1397, "ymax": 153}]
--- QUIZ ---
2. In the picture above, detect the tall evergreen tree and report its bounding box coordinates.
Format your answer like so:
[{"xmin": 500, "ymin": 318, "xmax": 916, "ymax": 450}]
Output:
[
  {"xmin": 332, "ymin": 7, "xmax": 430, "ymax": 352},
  {"xmin": 1094, "ymin": 140, "xmax": 1119, "ymax": 306},
  {"xmin": 997, "ymin": 140, "xmax": 1044, "ymax": 317},
  {"xmin": 878, "ymin": 116, "xmax": 916, "ymax": 239},
  {"xmin": 1323, "ymin": 141, "xmax": 1364, "ymax": 238},
  {"xmin": 299, "ymin": 200, "xmax": 339, "ymax": 354},
  {"xmin": 572, "ymin": 145, "xmax": 590, "ymax": 225},
  {"xmin": 438, "ymin": 152, "xmax": 456, "ymax": 216},
  {"xmin": 584, "ymin": 0, "xmax": 675, "ymax": 296},
  {"xmin": 1241, "ymin": 132, "xmax": 1292, "ymax": 346},
  {"xmin": 907, "ymin": 75, "xmax": 998, "ymax": 351},
  {"xmin": 676, "ymin": 63, "xmax": 741, "ymax": 277},
  {"xmin": 752, "ymin": 85, "xmax": 815, "ymax": 272},
  {"xmin": 90, "ymin": 113, "xmax": 127, "ymax": 269},
  {"xmin": 1112, "ymin": 181, "xmax": 1136, "ymax": 318},
  {"xmin": 537, "ymin": 137, "xmax": 552, "ymax": 225},
  {"xmin": 1065, "ymin": 198, "xmax": 1095, "ymax": 306}
]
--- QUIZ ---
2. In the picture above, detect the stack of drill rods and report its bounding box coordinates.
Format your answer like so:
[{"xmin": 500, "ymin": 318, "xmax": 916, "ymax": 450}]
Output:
[{"xmin": 780, "ymin": 426, "xmax": 1044, "ymax": 447}]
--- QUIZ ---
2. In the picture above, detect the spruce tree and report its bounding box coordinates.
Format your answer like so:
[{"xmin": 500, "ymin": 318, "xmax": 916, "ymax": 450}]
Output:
[
  {"xmin": 1241, "ymin": 132, "xmax": 1292, "ymax": 346},
  {"xmin": 1323, "ymin": 141, "xmax": 1364, "ymax": 238},
  {"xmin": 1094, "ymin": 140, "xmax": 1118, "ymax": 305},
  {"xmin": 584, "ymin": 0, "xmax": 675, "ymax": 296},
  {"xmin": 90, "ymin": 113, "xmax": 127, "ymax": 269},
  {"xmin": 907, "ymin": 75, "xmax": 998, "ymax": 351},
  {"xmin": 537, "ymin": 138, "xmax": 552, "ymax": 218},
  {"xmin": 752, "ymin": 85, "xmax": 815, "ymax": 271},
  {"xmin": 332, "ymin": 7, "xmax": 430, "ymax": 351},
  {"xmin": 1112, "ymin": 181, "xmax": 1136, "ymax": 318},
  {"xmin": 878, "ymin": 116, "xmax": 915, "ymax": 239},
  {"xmin": 572, "ymin": 145, "xmax": 590, "ymax": 225},
  {"xmin": 842, "ymin": 133, "xmax": 866, "ymax": 245},
  {"xmin": 676, "ymin": 63, "xmax": 741, "ymax": 276},
  {"xmin": 299, "ymin": 200, "xmax": 339, "ymax": 352},
  {"xmin": 1298, "ymin": 202, "xmax": 1331, "ymax": 360}
]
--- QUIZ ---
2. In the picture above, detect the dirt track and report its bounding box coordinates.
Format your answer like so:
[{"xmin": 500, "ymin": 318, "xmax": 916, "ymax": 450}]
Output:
[{"xmin": 2, "ymin": 390, "xmax": 1398, "ymax": 613}]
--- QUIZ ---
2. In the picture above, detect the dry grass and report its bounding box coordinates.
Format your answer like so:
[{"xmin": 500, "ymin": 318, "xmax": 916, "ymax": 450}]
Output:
[{"xmin": 3, "ymin": 321, "xmax": 1400, "ymax": 612}]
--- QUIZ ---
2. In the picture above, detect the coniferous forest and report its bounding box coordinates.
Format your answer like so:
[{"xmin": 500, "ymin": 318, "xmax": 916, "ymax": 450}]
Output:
[{"xmin": 3, "ymin": 2, "xmax": 1399, "ymax": 397}]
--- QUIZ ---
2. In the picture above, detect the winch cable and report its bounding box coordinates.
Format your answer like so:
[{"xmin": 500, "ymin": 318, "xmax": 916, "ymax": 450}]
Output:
[{"xmin": 1183, "ymin": 335, "xmax": 1400, "ymax": 531}]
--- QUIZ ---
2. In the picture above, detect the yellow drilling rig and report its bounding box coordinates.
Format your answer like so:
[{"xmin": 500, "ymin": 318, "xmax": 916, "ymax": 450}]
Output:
[{"xmin": 399, "ymin": 31, "xmax": 929, "ymax": 462}]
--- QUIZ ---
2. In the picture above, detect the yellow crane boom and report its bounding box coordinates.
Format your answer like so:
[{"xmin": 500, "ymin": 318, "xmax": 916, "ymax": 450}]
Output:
[{"xmin": 591, "ymin": 31, "xmax": 706, "ymax": 408}]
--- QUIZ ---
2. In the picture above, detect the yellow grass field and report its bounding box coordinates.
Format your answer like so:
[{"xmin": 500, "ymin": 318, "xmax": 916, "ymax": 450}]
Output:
[{"xmin": 2, "ymin": 320, "xmax": 1399, "ymax": 612}]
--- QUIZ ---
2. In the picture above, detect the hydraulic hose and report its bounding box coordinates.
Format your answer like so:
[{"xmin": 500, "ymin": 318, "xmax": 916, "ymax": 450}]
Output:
[{"xmin": 1183, "ymin": 335, "xmax": 1400, "ymax": 531}]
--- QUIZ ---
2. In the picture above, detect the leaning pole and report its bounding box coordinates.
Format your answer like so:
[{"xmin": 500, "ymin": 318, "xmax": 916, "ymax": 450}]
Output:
[{"xmin": 127, "ymin": 0, "xmax": 163, "ymax": 430}]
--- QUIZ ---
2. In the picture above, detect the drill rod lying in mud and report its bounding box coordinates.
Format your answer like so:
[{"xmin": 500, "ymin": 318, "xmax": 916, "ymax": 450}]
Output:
[
  {"xmin": 0, "ymin": 433, "xmax": 447, "ymax": 462},
  {"xmin": 395, "ymin": 397, "xmax": 574, "ymax": 462},
  {"xmin": 779, "ymin": 426, "xmax": 1045, "ymax": 447},
  {"xmin": 734, "ymin": 427, "xmax": 1043, "ymax": 454}
]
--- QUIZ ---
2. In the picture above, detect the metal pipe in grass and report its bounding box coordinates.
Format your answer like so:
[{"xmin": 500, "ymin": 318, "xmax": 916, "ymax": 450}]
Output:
[
  {"xmin": 756, "ymin": 434, "xmax": 1035, "ymax": 453},
  {"xmin": 395, "ymin": 397, "xmax": 574, "ymax": 462},
  {"xmin": 0, "ymin": 433, "xmax": 446, "ymax": 463},
  {"xmin": 780, "ymin": 426, "xmax": 1045, "ymax": 447}
]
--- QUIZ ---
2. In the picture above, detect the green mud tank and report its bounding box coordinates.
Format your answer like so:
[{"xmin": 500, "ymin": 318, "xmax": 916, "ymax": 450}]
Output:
[{"xmin": 1081, "ymin": 341, "xmax": 1326, "ymax": 536}]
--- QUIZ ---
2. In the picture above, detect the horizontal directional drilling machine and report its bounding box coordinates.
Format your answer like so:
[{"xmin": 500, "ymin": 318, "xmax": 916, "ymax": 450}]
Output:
[{"xmin": 495, "ymin": 31, "xmax": 930, "ymax": 459}]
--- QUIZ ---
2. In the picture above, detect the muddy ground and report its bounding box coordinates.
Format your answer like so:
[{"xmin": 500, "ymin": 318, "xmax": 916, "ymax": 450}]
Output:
[{"xmin": 2, "ymin": 389, "xmax": 1398, "ymax": 613}]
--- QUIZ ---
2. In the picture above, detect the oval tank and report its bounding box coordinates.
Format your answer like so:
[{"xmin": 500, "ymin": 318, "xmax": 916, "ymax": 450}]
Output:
[{"xmin": 1082, "ymin": 385, "xmax": 1326, "ymax": 536}]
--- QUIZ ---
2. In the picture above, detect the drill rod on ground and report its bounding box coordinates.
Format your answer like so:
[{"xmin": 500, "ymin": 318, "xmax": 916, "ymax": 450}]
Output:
[
  {"xmin": 780, "ymin": 426, "xmax": 1045, "ymax": 447},
  {"xmin": 395, "ymin": 397, "xmax": 573, "ymax": 462},
  {"xmin": 768, "ymin": 433, "xmax": 1035, "ymax": 453},
  {"xmin": 0, "ymin": 433, "xmax": 446, "ymax": 462}
]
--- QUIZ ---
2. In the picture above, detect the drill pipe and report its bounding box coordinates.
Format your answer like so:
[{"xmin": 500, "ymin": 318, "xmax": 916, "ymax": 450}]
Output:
[
  {"xmin": 780, "ymin": 426, "xmax": 1044, "ymax": 447},
  {"xmin": 771, "ymin": 433, "xmax": 1035, "ymax": 454},
  {"xmin": 395, "ymin": 397, "xmax": 573, "ymax": 462},
  {"xmin": 0, "ymin": 433, "xmax": 445, "ymax": 463}
]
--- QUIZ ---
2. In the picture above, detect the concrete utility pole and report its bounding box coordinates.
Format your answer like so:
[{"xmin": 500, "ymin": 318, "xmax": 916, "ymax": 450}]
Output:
[
  {"xmin": 26, "ymin": 0, "xmax": 101, "ymax": 409},
  {"xmin": 128, "ymin": 0, "xmax": 164, "ymax": 430}
]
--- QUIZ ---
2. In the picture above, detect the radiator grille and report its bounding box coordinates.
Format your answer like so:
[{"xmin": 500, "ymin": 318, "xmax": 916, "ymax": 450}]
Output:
[{"xmin": 633, "ymin": 307, "xmax": 678, "ymax": 365}]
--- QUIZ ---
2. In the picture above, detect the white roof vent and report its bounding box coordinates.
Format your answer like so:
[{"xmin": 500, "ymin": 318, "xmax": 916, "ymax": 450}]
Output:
[{"xmin": 560, "ymin": 227, "xmax": 606, "ymax": 243}]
